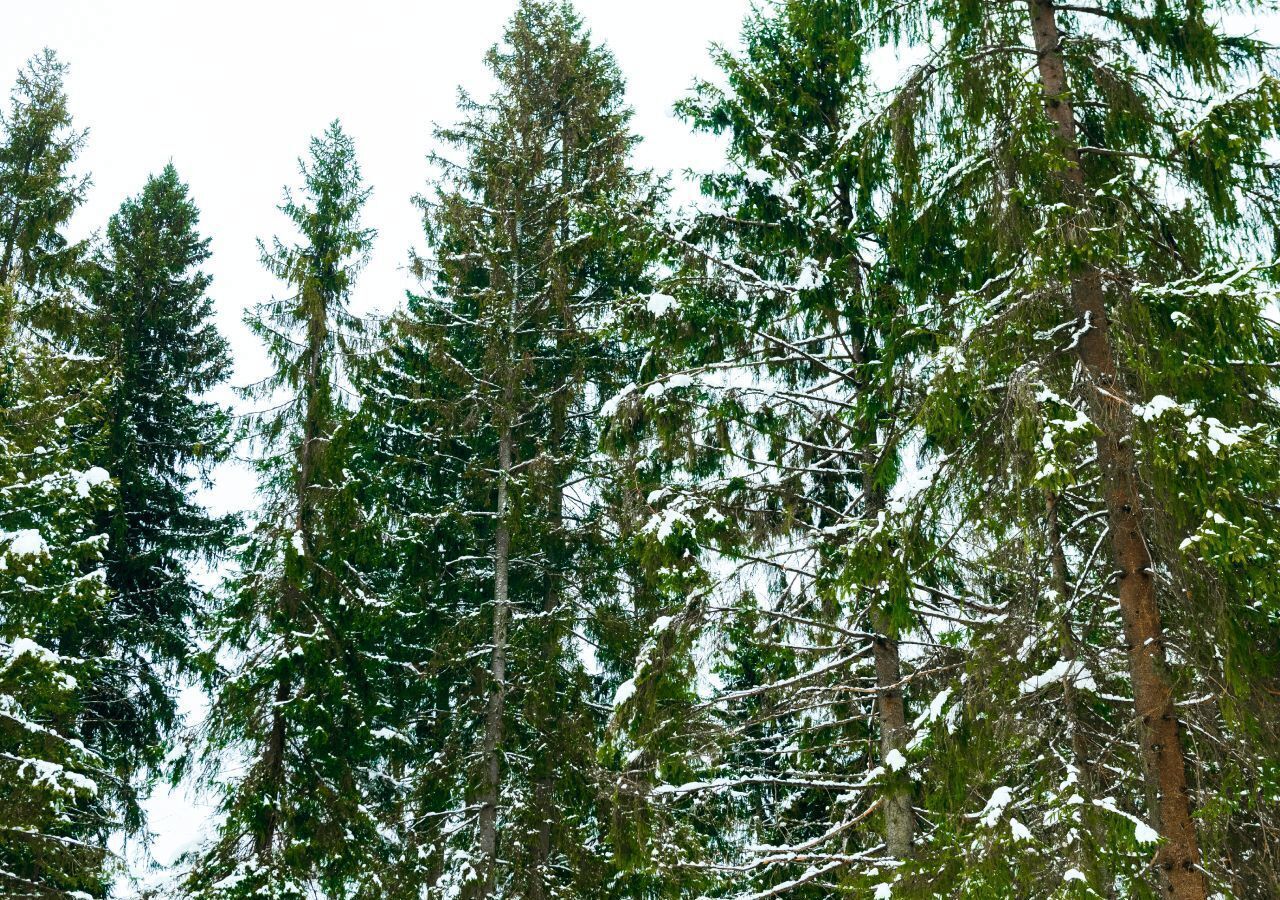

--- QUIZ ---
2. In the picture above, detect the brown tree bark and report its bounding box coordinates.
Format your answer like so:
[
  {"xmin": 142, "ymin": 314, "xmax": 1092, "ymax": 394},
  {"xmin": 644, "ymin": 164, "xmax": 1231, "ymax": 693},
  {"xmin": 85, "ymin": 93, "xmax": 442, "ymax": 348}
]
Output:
[
  {"xmin": 863, "ymin": 470, "xmax": 914, "ymax": 858},
  {"xmin": 1025, "ymin": 3, "xmax": 1206, "ymax": 895},
  {"xmin": 477, "ymin": 420, "xmax": 513, "ymax": 899},
  {"xmin": 255, "ymin": 669, "xmax": 292, "ymax": 858},
  {"xmin": 870, "ymin": 605, "xmax": 915, "ymax": 859}
]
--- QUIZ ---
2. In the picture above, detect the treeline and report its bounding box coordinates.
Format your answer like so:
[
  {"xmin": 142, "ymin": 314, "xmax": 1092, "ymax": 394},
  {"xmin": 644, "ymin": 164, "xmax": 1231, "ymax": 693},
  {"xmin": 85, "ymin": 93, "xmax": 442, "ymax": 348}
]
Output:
[{"xmin": 1, "ymin": 2, "xmax": 1279, "ymax": 899}]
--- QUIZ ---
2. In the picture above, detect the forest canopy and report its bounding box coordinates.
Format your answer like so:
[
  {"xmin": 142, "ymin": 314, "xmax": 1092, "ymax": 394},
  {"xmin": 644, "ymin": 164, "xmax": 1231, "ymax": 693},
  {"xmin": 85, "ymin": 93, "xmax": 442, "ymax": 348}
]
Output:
[{"xmin": 2, "ymin": 2, "xmax": 1279, "ymax": 899}]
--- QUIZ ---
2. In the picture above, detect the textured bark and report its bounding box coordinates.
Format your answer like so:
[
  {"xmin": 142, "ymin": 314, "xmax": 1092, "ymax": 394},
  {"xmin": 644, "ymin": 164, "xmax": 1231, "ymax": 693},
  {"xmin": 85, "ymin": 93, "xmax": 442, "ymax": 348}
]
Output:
[
  {"xmin": 530, "ymin": 417, "xmax": 565, "ymax": 900},
  {"xmin": 477, "ymin": 421, "xmax": 513, "ymax": 898},
  {"xmin": 1026, "ymin": 3, "xmax": 1206, "ymax": 896},
  {"xmin": 870, "ymin": 605, "xmax": 915, "ymax": 859},
  {"xmin": 255, "ymin": 669, "xmax": 292, "ymax": 858},
  {"xmin": 861, "ymin": 439, "xmax": 915, "ymax": 859}
]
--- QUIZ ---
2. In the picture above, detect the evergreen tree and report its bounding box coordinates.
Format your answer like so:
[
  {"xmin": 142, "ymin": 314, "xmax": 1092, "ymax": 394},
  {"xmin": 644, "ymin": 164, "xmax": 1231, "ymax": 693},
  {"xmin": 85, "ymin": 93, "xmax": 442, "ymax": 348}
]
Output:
[
  {"xmin": 822, "ymin": 0, "xmax": 1280, "ymax": 896},
  {"xmin": 190, "ymin": 121, "xmax": 390, "ymax": 900},
  {"xmin": 2, "ymin": 8, "xmax": 1275, "ymax": 899},
  {"xmin": 0, "ymin": 50, "xmax": 122, "ymax": 897},
  {"xmin": 604, "ymin": 2, "xmax": 953, "ymax": 894},
  {"xmin": 80, "ymin": 163, "xmax": 233, "ymax": 806},
  {"xmin": 0, "ymin": 49, "xmax": 87, "ymax": 293},
  {"xmin": 609, "ymin": 0, "xmax": 1280, "ymax": 897},
  {"xmin": 0, "ymin": 280, "xmax": 115, "ymax": 899},
  {"xmin": 354, "ymin": 3, "xmax": 660, "ymax": 895}
]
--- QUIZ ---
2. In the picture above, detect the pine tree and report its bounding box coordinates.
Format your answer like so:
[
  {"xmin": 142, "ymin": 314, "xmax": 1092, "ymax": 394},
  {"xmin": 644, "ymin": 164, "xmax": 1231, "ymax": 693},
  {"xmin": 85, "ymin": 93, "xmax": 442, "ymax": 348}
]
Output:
[
  {"xmin": 354, "ymin": 3, "xmax": 659, "ymax": 895},
  {"xmin": 190, "ymin": 121, "xmax": 390, "ymax": 900},
  {"xmin": 78, "ymin": 163, "xmax": 233, "ymax": 804}
]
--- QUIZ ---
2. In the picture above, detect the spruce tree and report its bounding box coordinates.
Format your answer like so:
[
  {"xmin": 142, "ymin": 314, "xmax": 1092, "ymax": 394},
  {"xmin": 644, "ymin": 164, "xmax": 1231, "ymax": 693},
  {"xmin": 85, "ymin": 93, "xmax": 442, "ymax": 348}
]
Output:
[
  {"xmin": 80, "ymin": 163, "xmax": 233, "ymax": 803},
  {"xmin": 0, "ymin": 50, "xmax": 122, "ymax": 897},
  {"xmin": 191, "ymin": 121, "xmax": 390, "ymax": 900},
  {"xmin": 826, "ymin": 0, "xmax": 1280, "ymax": 896},
  {"xmin": 354, "ymin": 3, "xmax": 659, "ymax": 895},
  {"xmin": 607, "ymin": 0, "xmax": 1280, "ymax": 897},
  {"xmin": 0, "ymin": 280, "xmax": 115, "ymax": 899},
  {"xmin": 605, "ymin": 2, "xmax": 951, "ymax": 893},
  {"xmin": 0, "ymin": 7, "xmax": 1272, "ymax": 899},
  {"xmin": 0, "ymin": 49, "xmax": 87, "ymax": 292}
]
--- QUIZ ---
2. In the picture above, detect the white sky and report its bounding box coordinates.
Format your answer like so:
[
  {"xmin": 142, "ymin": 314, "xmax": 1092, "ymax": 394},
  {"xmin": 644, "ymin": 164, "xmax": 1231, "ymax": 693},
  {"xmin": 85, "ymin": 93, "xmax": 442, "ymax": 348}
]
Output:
[
  {"xmin": 1, "ymin": 1, "xmax": 750, "ymax": 890},
  {"xmin": 2, "ymin": 0, "xmax": 750, "ymax": 505}
]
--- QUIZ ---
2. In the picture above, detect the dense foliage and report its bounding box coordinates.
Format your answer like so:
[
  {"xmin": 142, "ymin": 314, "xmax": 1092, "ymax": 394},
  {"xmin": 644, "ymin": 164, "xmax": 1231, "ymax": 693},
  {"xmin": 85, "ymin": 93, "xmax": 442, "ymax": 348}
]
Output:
[{"xmin": 2, "ymin": 2, "xmax": 1279, "ymax": 898}]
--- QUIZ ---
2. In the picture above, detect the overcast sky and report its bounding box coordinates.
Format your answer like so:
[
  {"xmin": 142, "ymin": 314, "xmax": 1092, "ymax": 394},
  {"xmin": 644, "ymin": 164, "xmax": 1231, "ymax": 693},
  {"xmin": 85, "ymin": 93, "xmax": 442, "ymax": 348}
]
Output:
[
  {"xmin": 1, "ymin": 0, "xmax": 750, "ymax": 505},
  {"xmin": 0, "ymin": 1, "xmax": 750, "ymax": 887}
]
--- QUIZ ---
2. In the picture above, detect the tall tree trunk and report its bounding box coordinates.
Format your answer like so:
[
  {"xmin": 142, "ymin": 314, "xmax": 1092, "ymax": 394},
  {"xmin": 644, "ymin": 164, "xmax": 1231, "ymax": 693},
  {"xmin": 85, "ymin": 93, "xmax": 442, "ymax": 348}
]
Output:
[
  {"xmin": 840, "ymin": 153, "xmax": 916, "ymax": 856},
  {"xmin": 870, "ymin": 605, "xmax": 914, "ymax": 859},
  {"xmin": 256, "ymin": 667, "xmax": 292, "ymax": 858},
  {"xmin": 478, "ymin": 420, "xmax": 513, "ymax": 898},
  {"xmin": 865, "ymin": 476, "xmax": 914, "ymax": 858},
  {"xmin": 528, "ymin": 120, "xmax": 576, "ymax": 899},
  {"xmin": 1026, "ymin": 3, "xmax": 1205, "ymax": 895}
]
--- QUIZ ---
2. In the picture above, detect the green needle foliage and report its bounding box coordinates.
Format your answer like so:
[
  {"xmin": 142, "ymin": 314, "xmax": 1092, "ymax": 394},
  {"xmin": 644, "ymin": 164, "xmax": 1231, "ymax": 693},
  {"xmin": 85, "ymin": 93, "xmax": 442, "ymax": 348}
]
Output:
[
  {"xmin": 0, "ymin": 50, "xmax": 120, "ymax": 898},
  {"xmin": 0, "ymin": 279, "xmax": 115, "ymax": 899},
  {"xmin": 606, "ymin": 0, "xmax": 1280, "ymax": 897},
  {"xmin": 603, "ymin": 2, "xmax": 954, "ymax": 894},
  {"xmin": 0, "ymin": 49, "xmax": 86, "ymax": 294},
  {"xmin": 811, "ymin": 0, "xmax": 1280, "ymax": 896},
  {"xmin": 191, "ymin": 121, "xmax": 389, "ymax": 900},
  {"xmin": 81, "ymin": 164, "xmax": 234, "ymax": 808},
  {"xmin": 351, "ymin": 3, "xmax": 661, "ymax": 896},
  {"xmin": 5, "ymin": 3, "xmax": 1280, "ymax": 898}
]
